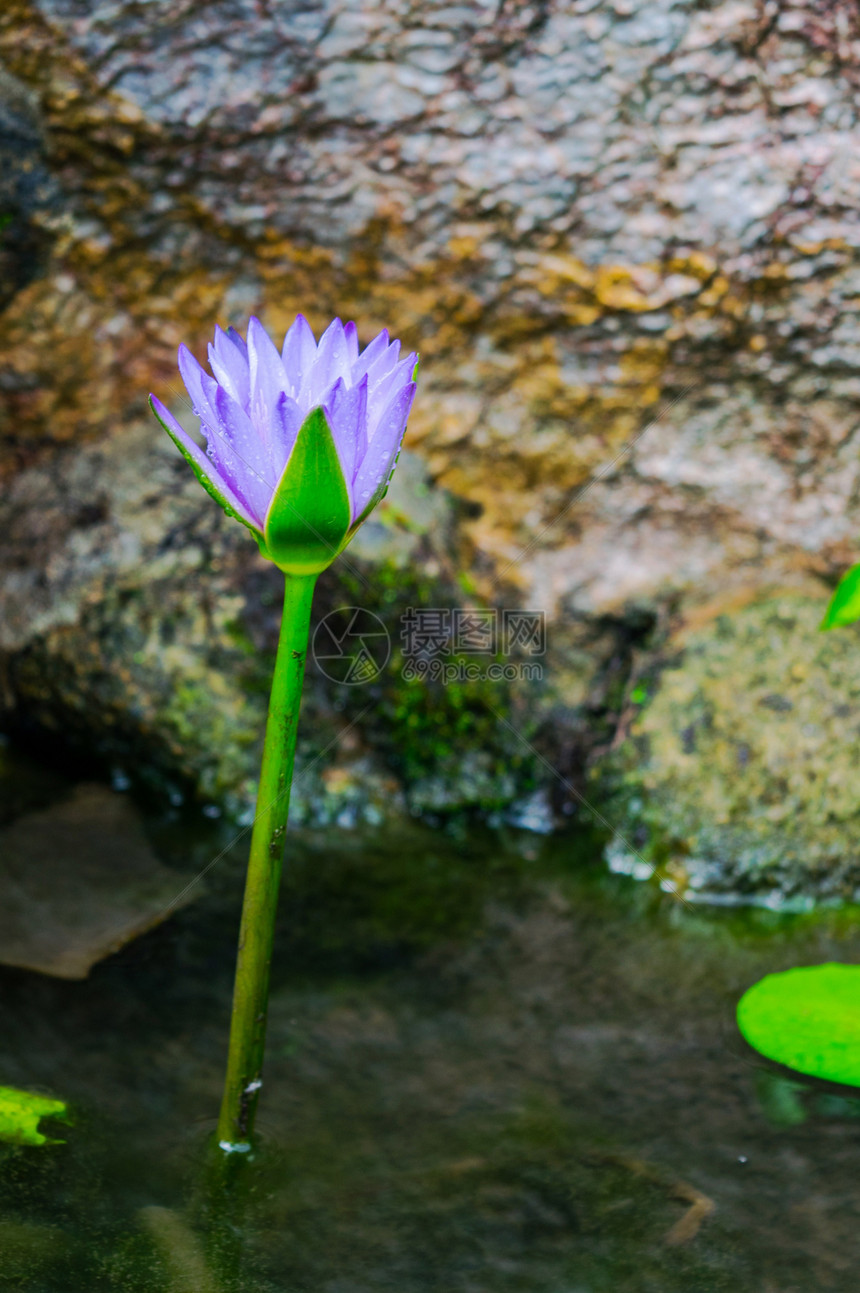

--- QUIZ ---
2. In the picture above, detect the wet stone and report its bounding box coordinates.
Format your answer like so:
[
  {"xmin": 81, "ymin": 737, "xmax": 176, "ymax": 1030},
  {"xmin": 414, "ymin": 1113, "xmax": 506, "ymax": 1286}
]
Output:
[
  {"xmin": 600, "ymin": 591, "xmax": 860, "ymax": 905},
  {"xmin": 0, "ymin": 782, "xmax": 195, "ymax": 979}
]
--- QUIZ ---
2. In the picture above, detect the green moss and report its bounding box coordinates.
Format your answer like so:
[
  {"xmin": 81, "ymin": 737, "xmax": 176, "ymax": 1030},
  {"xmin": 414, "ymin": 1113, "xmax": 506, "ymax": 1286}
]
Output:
[
  {"xmin": 597, "ymin": 591, "xmax": 860, "ymax": 903},
  {"xmin": 328, "ymin": 560, "xmax": 541, "ymax": 815}
]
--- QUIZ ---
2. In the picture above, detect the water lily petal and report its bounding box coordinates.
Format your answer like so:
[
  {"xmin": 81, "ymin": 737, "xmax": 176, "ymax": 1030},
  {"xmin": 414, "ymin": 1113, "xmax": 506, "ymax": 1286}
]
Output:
[
  {"xmin": 344, "ymin": 320, "xmax": 359, "ymax": 367},
  {"xmin": 150, "ymin": 394, "xmax": 259, "ymax": 530},
  {"xmin": 364, "ymin": 339, "xmax": 403, "ymax": 394},
  {"xmin": 312, "ymin": 318, "xmax": 351, "ymax": 396},
  {"xmin": 209, "ymin": 326, "xmax": 251, "ymax": 413},
  {"xmin": 281, "ymin": 314, "xmax": 317, "ymax": 401},
  {"xmin": 178, "ymin": 344, "xmax": 220, "ymax": 426},
  {"xmin": 351, "ymin": 381, "xmax": 416, "ymax": 521},
  {"xmin": 248, "ymin": 316, "xmax": 291, "ymax": 471},
  {"xmin": 211, "ymin": 386, "xmax": 275, "ymax": 507},
  {"xmin": 366, "ymin": 353, "xmax": 417, "ymax": 434},
  {"xmin": 178, "ymin": 350, "xmax": 268, "ymax": 515},
  {"xmin": 352, "ymin": 329, "xmax": 390, "ymax": 381},
  {"xmin": 324, "ymin": 373, "xmax": 369, "ymax": 485},
  {"xmin": 181, "ymin": 337, "xmax": 274, "ymax": 501},
  {"xmin": 271, "ymin": 391, "xmax": 303, "ymax": 474},
  {"xmin": 226, "ymin": 326, "xmax": 248, "ymax": 357}
]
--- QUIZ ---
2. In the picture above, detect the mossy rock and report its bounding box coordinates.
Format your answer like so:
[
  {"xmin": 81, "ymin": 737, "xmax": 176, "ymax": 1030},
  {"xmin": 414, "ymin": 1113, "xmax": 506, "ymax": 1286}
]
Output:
[
  {"xmin": 598, "ymin": 591, "xmax": 860, "ymax": 905},
  {"xmin": 1, "ymin": 423, "xmax": 548, "ymax": 825}
]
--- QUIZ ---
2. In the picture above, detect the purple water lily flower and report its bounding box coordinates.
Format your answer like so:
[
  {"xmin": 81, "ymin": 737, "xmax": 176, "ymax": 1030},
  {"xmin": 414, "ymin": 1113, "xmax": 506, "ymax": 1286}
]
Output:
[{"xmin": 150, "ymin": 315, "xmax": 418, "ymax": 574}]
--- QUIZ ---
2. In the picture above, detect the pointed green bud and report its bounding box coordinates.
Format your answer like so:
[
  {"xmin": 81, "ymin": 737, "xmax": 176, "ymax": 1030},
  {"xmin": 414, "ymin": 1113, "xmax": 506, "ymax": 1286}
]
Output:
[{"xmin": 262, "ymin": 407, "xmax": 353, "ymax": 576}]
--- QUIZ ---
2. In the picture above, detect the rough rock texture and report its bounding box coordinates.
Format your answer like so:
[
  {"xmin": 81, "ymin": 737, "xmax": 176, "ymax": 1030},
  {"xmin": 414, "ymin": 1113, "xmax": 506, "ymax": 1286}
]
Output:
[
  {"xmin": 3, "ymin": 1, "xmax": 860, "ymax": 886},
  {"xmin": 0, "ymin": 67, "xmax": 59, "ymax": 311},
  {"xmin": 601, "ymin": 591, "xmax": 860, "ymax": 907}
]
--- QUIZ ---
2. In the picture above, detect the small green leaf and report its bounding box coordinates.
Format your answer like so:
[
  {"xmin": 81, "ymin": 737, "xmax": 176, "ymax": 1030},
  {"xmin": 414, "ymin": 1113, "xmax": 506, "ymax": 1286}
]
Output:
[
  {"xmin": 0, "ymin": 1087, "xmax": 70, "ymax": 1147},
  {"xmin": 738, "ymin": 963, "xmax": 860, "ymax": 1087},
  {"xmin": 821, "ymin": 562, "xmax": 860, "ymax": 630},
  {"xmin": 264, "ymin": 407, "xmax": 351, "ymax": 575}
]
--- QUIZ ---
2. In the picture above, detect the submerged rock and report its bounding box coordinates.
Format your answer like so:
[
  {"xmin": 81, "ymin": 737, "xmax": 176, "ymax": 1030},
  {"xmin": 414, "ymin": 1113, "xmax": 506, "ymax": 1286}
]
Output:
[
  {"xmin": 601, "ymin": 591, "xmax": 860, "ymax": 905},
  {"xmin": 0, "ymin": 782, "xmax": 196, "ymax": 978}
]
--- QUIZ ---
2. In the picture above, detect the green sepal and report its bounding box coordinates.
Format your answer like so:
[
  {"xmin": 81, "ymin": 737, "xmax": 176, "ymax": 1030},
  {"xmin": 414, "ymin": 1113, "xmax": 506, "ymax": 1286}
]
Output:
[
  {"xmin": 263, "ymin": 406, "xmax": 352, "ymax": 575},
  {"xmin": 150, "ymin": 397, "xmax": 264, "ymax": 543},
  {"xmin": 821, "ymin": 562, "xmax": 860, "ymax": 630}
]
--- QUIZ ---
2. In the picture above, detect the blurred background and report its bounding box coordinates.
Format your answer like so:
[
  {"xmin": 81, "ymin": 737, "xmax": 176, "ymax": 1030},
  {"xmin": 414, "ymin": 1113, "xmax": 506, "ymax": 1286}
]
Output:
[{"xmin": 4, "ymin": 3, "xmax": 860, "ymax": 1290}]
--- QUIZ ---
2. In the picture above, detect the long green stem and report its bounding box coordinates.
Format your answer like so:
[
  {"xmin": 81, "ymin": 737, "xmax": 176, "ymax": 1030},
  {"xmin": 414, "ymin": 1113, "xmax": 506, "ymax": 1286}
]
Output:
[{"xmin": 216, "ymin": 571, "xmax": 317, "ymax": 1151}]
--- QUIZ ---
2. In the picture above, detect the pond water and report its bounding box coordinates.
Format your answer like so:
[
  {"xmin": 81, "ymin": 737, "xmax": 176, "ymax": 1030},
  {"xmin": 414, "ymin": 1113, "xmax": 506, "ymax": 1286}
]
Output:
[{"xmin": 2, "ymin": 745, "xmax": 860, "ymax": 1292}]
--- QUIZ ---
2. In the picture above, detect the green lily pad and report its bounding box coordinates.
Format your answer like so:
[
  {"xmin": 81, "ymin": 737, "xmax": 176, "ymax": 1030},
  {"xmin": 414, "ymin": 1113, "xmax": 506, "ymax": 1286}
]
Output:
[
  {"xmin": 737, "ymin": 963, "xmax": 860, "ymax": 1086},
  {"xmin": 0, "ymin": 1087, "xmax": 69, "ymax": 1147}
]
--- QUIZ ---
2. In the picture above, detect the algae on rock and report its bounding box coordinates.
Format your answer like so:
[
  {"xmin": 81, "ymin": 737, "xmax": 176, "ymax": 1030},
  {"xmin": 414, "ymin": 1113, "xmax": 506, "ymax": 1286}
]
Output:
[{"xmin": 599, "ymin": 592, "xmax": 860, "ymax": 905}]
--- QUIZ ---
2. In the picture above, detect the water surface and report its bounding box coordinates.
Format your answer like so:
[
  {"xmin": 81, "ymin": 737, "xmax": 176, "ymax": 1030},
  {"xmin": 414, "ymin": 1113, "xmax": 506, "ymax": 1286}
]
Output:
[{"xmin": 2, "ymin": 746, "xmax": 860, "ymax": 1292}]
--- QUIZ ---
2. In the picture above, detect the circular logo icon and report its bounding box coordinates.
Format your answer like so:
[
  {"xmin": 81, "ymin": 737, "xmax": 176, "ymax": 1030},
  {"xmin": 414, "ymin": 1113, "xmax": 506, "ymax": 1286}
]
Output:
[{"xmin": 312, "ymin": 607, "xmax": 391, "ymax": 685}]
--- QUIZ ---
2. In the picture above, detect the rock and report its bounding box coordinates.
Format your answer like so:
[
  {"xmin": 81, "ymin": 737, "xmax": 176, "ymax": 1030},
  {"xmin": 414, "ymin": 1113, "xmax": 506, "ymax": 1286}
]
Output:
[
  {"xmin": 0, "ymin": 782, "xmax": 196, "ymax": 978},
  {"xmin": 0, "ymin": 0, "xmax": 858, "ymax": 609},
  {"xmin": 0, "ymin": 64, "xmax": 58, "ymax": 312},
  {"xmin": 4, "ymin": 1, "xmax": 860, "ymax": 890},
  {"xmin": 0, "ymin": 416, "xmax": 549, "ymax": 823},
  {"xmin": 0, "ymin": 419, "xmax": 272, "ymax": 813},
  {"xmin": 600, "ymin": 591, "xmax": 860, "ymax": 905}
]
